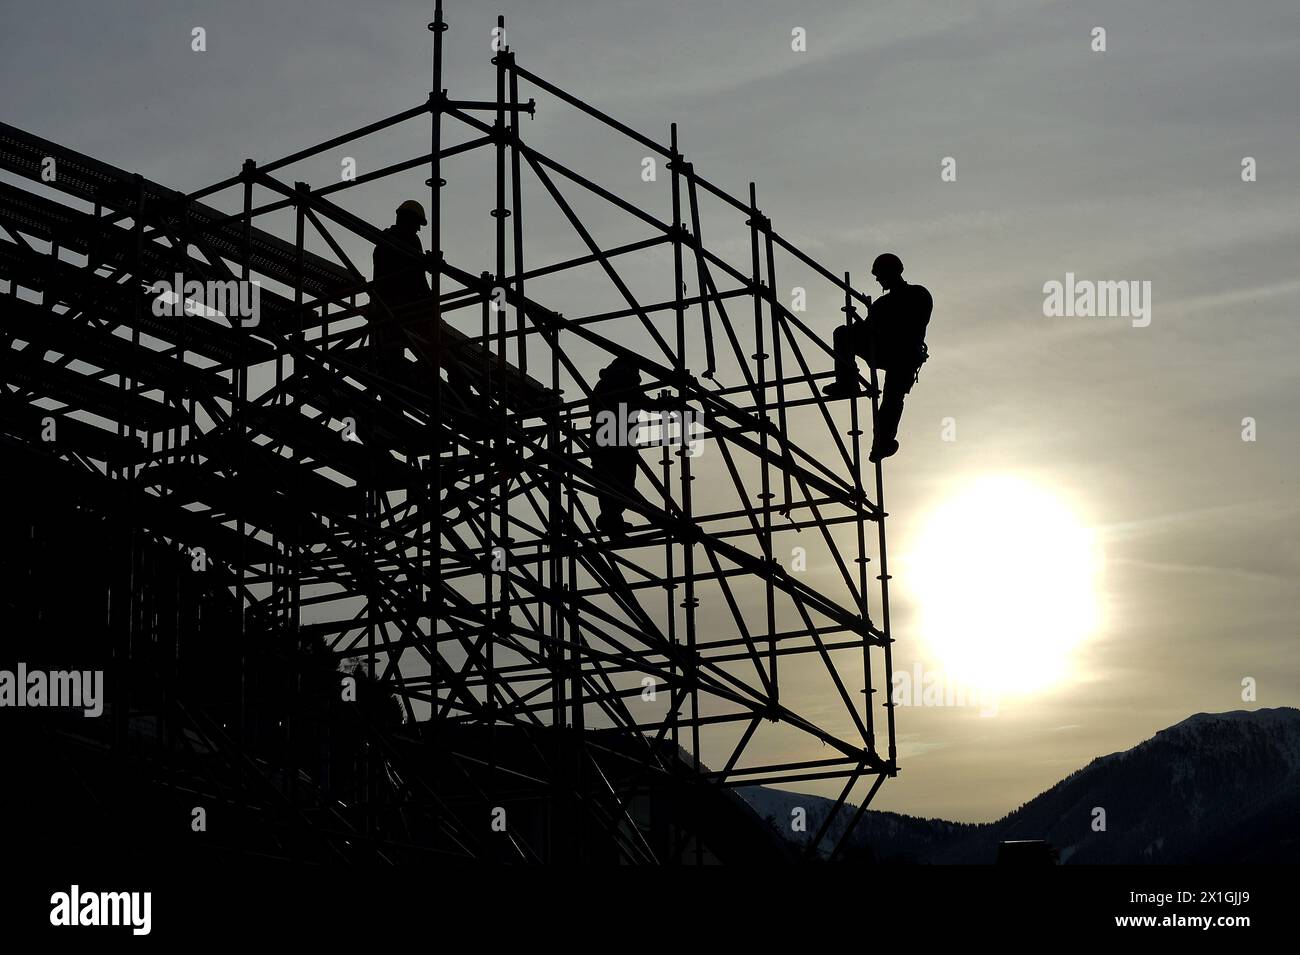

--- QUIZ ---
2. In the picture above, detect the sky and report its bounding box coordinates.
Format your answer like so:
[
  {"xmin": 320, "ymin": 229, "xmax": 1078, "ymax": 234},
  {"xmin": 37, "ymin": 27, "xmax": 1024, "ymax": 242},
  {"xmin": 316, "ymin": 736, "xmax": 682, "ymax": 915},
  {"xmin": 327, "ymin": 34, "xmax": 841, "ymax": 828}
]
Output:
[{"xmin": 2, "ymin": 0, "xmax": 1298, "ymax": 822}]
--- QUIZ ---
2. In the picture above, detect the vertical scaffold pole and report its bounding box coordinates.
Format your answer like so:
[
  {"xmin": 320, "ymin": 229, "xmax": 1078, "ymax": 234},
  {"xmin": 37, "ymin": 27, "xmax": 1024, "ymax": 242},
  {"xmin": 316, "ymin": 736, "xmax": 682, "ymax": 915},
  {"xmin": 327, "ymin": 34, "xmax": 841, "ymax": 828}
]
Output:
[
  {"xmin": 237, "ymin": 164, "xmax": 253, "ymax": 804},
  {"xmin": 480, "ymin": 271, "xmax": 498, "ymax": 706},
  {"xmin": 492, "ymin": 16, "xmax": 510, "ymax": 720},
  {"xmin": 668, "ymin": 125, "xmax": 684, "ymax": 753},
  {"xmin": 289, "ymin": 183, "xmax": 307, "ymax": 817},
  {"xmin": 428, "ymin": 0, "xmax": 447, "ymax": 722},
  {"xmin": 564, "ymin": 406, "xmax": 581, "ymax": 733},
  {"xmin": 763, "ymin": 233, "xmax": 792, "ymax": 512},
  {"xmin": 508, "ymin": 51, "xmax": 527, "ymax": 379},
  {"xmin": 490, "ymin": 17, "xmax": 510, "ymax": 814},
  {"xmin": 844, "ymin": 273, "xmax": 875, "ymax": 747},
  {"xmin": 564, "ymin": 405, "xmax": 583, "ymax": 860},
  {"xmin": 684, "ymin": 165, "xmax": 716, "ymax": 379},
  {"xmin": 749, "ymin": 183, "xmax": 777, "ymax": 703},
  {"xmin": 660, "ymin": 404, "xmax": 676, "ymax": 749},
  {"xmin": 677, "ymin": 133, "xmax": 703, "ymax": 865},
  {"xmin": 869, "ymin": 339, "xmax": 897, "ymax": 768}
]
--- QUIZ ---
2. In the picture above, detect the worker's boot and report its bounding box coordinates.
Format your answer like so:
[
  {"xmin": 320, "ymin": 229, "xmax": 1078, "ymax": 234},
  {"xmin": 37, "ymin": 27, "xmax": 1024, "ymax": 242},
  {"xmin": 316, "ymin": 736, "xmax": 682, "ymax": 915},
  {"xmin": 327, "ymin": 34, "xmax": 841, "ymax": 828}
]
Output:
[
  {"xmin": 825, "ymin": 325, "xmax": 869, "ymax": 400},
  {"xmin": 822, "ymin": 380, "xmax": 881, "ymax": 400},
  {"xmin": 821, "ymin": 380, "xmax": 860, "ymax": 400},
  {"xmin": 868, "ymin": 438, "xmax": 899, "ymax": 463}
]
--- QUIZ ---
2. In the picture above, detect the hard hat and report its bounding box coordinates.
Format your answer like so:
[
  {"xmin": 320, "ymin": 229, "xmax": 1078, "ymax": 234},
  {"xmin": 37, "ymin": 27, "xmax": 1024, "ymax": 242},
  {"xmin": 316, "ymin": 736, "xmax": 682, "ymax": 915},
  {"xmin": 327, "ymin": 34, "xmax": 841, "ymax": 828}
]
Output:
[
  {"xmin": 604, "ymin": 354, "xmax": 641, "ymax": 377},
  {"xmin": 396, "ymin": 199, "xmax": 427, "ymax": 225},
  {"xmin": 872, "ymin": 252, "xmax": 903, "ymax": 276}
]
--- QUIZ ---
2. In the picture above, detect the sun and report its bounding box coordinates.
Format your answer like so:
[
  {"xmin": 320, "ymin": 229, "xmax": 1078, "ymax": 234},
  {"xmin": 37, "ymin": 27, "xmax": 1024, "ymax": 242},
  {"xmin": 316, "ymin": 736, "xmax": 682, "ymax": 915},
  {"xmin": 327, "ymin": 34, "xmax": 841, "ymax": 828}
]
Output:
[{"xmin": 906, "ymin": 475, "xmax": 1103, "ymax": 697}]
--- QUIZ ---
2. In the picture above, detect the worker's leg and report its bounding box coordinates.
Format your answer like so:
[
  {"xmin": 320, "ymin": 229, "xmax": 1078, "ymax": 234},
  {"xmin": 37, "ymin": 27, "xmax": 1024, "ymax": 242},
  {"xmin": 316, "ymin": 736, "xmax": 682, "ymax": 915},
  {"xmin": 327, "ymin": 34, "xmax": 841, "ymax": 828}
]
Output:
[
  {"xmin": 593, "ymin": 445, "xmax": 637, "ymax": 533},
  {"xmin": 369, "ymin": 321, "xmax": 408, "ymax": 382},
  {"xmin": 832, "ymin": 324, "xmax": 859, "ymax": 387},
  {"xmin": 872, "ymin": 365, "xmax": 916, "ymax": 459},
  {"xmin": 827, "ymin": 323, "xmax": 874, "ymax": 397}
]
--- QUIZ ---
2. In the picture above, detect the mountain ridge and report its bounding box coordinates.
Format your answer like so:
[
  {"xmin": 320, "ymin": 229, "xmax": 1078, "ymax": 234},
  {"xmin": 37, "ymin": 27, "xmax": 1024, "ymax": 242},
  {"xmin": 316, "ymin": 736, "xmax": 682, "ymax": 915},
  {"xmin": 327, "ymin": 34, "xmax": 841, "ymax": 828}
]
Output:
[{"xmin": 740, "ymin": 706, "xmax": 1300, "ymax": 863}]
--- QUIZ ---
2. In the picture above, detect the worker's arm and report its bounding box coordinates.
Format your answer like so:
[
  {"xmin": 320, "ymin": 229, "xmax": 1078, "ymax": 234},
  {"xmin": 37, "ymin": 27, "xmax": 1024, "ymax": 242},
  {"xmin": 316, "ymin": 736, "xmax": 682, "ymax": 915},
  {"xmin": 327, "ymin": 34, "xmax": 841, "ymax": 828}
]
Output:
[{"xmin": 844, "ymin": 295, "xmax": 873, "ymax": 324}]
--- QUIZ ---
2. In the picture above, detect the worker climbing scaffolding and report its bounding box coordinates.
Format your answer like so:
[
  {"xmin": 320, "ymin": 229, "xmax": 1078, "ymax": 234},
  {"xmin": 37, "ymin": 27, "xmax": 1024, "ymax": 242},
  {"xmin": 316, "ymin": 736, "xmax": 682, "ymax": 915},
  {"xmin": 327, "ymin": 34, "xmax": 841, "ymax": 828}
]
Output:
[
  {"xmin": 589, "ymin": 355, "xmax": 693, "ymax": 537},
  {"xmin": 823, "ymin": 252, "xmax": 932, "ymax": 462}
]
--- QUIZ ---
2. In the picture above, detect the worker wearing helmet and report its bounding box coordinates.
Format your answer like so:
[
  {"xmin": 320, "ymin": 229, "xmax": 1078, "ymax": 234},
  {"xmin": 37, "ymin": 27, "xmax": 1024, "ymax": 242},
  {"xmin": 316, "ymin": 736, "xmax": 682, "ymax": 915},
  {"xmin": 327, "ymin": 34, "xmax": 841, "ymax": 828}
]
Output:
[
  {"xmin": 589, "ymin": 354, "xmax": 683, "ymax": 537},
  {"xmin": 370, "ymin": 199, "xmax": 432, "ymax": 366},
  {"xmin": 823, "ymin": 252, "xmax": 932, "ymax": 462}
]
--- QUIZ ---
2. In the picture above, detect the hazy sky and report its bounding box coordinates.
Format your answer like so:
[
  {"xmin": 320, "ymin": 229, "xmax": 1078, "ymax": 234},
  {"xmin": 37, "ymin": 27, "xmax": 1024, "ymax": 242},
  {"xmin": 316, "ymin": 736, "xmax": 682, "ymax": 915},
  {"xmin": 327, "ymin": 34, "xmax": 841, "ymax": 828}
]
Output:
[{"xmin": 3, "ymin": 0, "xmax": 1298, "ymax": 822}]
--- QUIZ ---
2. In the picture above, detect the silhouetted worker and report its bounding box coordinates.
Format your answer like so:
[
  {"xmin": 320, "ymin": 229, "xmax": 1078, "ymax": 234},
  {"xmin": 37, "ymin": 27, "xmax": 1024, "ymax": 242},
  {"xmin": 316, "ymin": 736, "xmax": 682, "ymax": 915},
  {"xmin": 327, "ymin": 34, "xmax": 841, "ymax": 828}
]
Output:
[
  {"xmin": 823, "ymin": 252, "xmax": 931, "ymax": 462},
  {"xmin": 370, "ymin": 199, "xmax": 431, "ymax": 367},
  {"xmin": 589, "ymin": 356, "xmax": 681, "ymax": 537},
  {"xmin": 369, "ymin": 201, "xmax": 486, "ymax": 409}
]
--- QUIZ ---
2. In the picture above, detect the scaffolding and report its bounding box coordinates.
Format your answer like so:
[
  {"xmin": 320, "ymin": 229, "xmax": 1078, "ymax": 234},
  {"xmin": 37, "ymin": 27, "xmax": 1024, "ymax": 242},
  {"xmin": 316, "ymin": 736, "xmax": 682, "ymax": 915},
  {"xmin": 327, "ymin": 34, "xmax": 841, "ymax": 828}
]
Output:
[{"xmin": 0, "ymin": 4, "xmax": 898, "ymax": 863}]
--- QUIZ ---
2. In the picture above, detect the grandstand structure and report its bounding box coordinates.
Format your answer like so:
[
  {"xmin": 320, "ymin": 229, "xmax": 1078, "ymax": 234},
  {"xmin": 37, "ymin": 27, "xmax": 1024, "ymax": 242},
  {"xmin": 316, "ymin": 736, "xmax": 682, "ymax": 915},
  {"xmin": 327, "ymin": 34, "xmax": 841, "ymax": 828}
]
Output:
[{"xmin": 0, "ymin": 4, "xmax": 898, "ymax": 862}]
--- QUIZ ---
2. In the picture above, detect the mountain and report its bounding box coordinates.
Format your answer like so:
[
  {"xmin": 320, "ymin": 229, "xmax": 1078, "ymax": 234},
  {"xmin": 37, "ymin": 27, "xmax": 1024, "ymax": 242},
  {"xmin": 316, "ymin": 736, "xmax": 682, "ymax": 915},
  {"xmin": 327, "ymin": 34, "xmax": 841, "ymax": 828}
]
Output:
[{"xmin": 740, "ymin": 707, "xmax": 1300, "ymax": 863}]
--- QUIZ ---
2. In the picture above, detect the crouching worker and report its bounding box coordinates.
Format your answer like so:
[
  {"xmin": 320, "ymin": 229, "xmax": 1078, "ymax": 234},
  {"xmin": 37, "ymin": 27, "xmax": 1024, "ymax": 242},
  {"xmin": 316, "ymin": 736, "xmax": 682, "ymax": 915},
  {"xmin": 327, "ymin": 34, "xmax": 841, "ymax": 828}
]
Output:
[
  {"xmin": 589, "ymin": 355, "xmax": 689, "ymax": 537},
  {"xmin": 822, "ymin": 252, "xmax": 932, "ymax": 462}
]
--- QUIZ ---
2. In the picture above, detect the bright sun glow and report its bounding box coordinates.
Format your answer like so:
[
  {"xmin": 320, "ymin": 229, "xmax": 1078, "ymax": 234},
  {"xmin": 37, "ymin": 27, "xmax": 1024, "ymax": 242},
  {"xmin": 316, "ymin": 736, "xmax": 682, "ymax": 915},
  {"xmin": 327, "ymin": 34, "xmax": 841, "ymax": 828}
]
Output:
[{"xmin": 908, "ymin": 475, "xmax": 1103, "ymax": 696}]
